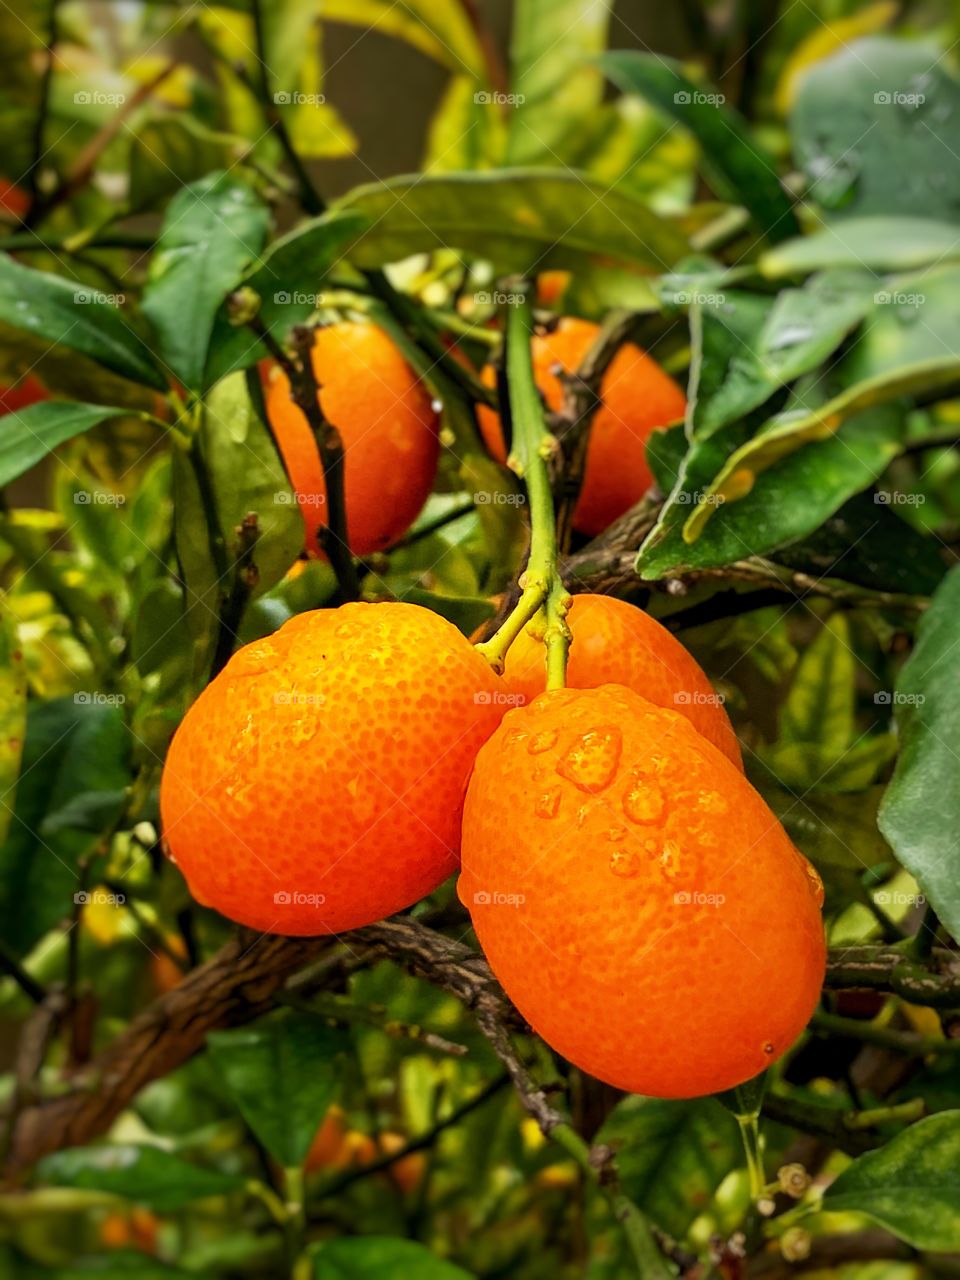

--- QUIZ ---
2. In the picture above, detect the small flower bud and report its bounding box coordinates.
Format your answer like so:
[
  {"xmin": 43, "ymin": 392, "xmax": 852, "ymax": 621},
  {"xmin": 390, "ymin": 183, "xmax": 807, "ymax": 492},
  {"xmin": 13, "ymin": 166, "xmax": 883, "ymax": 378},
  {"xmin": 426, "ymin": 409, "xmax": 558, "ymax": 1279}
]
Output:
[
  {"xmin": 780, "ymin": 1227, "xmax": 811, "ymax": 1262},
  {"xmin": 777, "ymin": 1162, "xmax": 810, "ymax": 1198}
]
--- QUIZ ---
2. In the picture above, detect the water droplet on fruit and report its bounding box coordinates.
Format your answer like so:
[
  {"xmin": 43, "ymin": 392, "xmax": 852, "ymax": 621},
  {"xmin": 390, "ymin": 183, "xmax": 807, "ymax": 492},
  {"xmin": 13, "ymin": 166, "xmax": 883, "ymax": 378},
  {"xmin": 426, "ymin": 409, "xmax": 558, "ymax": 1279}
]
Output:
[
  {"xmin": 505, "ymin": 729, "xmax": 529, "ymax": 747},
  {"xmin": 609, "ymin": 849, "xmax": 640, "ymax": 879},
  {"xmin": 605, "ymin": 824, "xmax": 628, "ymax": 841},
  {"xmin": 762, "ymin": 1041, "xmax": 775, "ymax": 1056},
  {"xmin": 623, "ymin": 776, "xmax": 665, "ymax": 823},
  {"xmin": 535, "ymin": 790, "xmax": 561, "ymax": 819},
  {"xmin": 556, "ymin": 726, "xmax": 622, "ymax": 793},
  {"xmin": 697, "ymin": 790, "xmax": 727, "ymax": 815},
  {"xmin": 659, "ymin": 840, "xmax": 682, "ymax": 880},
  {"xmin": 527, "ymin": 730, "xmax": 558, "ymax": 754}
]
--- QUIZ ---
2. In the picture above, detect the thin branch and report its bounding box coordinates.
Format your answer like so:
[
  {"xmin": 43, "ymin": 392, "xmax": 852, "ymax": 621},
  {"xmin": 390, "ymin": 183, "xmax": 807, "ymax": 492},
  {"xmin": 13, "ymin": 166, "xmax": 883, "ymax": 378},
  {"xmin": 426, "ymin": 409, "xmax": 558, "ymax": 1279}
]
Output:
[
  {"xmin": 0, "ymin": 940, "xmax": 46, "ymax": 1005},
  {"xmin": 211, "ymin": 512, "xmax": 261, "ymax": 678},
  {"xmin": 25, "ymin": 0, "xmax": 60, "ymax": 210}
]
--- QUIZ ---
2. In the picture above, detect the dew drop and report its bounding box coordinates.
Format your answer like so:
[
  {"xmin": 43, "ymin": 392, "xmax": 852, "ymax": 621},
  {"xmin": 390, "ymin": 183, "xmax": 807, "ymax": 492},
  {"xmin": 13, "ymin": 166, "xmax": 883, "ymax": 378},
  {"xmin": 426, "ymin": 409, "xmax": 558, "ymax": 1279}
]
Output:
[
  {"xmin": 609, "ymin": 849, "xmax": 640, "ymax": 879},
  {"xmin": 605, "ymin": 824, "xmax": 628, "ymax": 841},
  {"xmin": 556, "ymin": 726, "xmax": 622, "ymax": 793},
  {"xmin": 762, "ymin": 1041, "xmax": 775, "ymax": 1056},
  {"xmin": 535, "ymin": 790, "xmax": 561, "ymax": 820},
  {"xmin": 505, "ymin": 729, "xmax": 529, "ymax": 747},
  {"xmin": 659, "ymin": 839, "xmax": 682, "ymax": 880},
  {"xmin": 623, "ymin": 776, "xmax": 665, "ymax": 823},
  {"xmin": 697, "ymin": 789, "xmax": 727, "ymax": 815},
  {"xmin": 527, "ymin": 729, "xmax": 558, "ymax": 755}
]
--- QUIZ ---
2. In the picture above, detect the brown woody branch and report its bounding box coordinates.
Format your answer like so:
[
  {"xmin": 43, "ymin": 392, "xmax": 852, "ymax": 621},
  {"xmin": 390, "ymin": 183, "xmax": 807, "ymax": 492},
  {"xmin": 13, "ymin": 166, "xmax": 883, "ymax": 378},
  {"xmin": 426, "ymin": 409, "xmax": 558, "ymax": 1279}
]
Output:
[{"xmin": 4, "ymin": 922, "xmax": 959, "ymax": 1182}]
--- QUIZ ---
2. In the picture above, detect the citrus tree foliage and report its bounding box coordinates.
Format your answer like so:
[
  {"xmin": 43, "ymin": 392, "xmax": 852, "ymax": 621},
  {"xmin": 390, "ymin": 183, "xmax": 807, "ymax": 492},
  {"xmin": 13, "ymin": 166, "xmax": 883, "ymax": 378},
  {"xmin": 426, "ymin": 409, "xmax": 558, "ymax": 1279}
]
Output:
[{"xmin": 1, "ymin": 1, "xmax": 960, "ymax": 1277}]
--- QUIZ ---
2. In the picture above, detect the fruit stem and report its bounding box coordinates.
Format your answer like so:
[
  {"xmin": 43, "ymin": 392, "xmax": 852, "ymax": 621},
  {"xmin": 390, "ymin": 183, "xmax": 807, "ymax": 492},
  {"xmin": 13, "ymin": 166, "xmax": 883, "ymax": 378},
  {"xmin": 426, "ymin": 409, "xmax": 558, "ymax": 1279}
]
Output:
[
  {"xmin": 476, "ymin": 286, "xmax": 570, "ymax": 686},
  {"xmin": 736, "ymin": 1112, "xmax": 766, "ymax": 1202}
]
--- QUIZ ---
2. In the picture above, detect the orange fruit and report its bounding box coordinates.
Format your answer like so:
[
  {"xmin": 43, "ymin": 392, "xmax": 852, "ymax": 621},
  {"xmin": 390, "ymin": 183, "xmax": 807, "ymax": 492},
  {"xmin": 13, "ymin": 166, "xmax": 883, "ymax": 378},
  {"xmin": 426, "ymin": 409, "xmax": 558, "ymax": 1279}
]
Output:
[
  {"xmin": 377, "ymin": 1131, "xmax": 426, "ymax": 1192},
  {"xmin": 0, "ymin": 374, "xmax": 48, "ymax": 415},
  {"xmin": 459, "ymin": 684, "xmax": 825, "ymax": 1098},
  {"xmin": 502, "ymin": 594, "xmax": 741, "ymax": 768},
  {"xmin": 305, "ymin": 1106, "xmax": 377, "ymax": 1171},
  {"xmin": 160, "ymin": 602, "xmax": 505, "ymax": 935},
  {"xmin": 264, "ymin": 322, "xmax": 440, "ymax": 558},
  {"xmin": 0, "ymin": 177, "xmax": 29, "ymax": 220},
  {"xmin": 476, "ymin": 317, "xmax": 686, "ymax": 537},
  {"xmin": 100, "ymin": 1208, "xmax": 159, "ymax": 1252}
]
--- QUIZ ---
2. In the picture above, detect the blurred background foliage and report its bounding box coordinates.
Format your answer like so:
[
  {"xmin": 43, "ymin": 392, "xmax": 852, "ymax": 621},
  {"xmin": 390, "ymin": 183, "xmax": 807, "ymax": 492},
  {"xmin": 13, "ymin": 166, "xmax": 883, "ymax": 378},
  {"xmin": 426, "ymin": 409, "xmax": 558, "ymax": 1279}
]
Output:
[{"xmin": 2, "ymin": 0, "xmax": 960, "ymax": 1276}]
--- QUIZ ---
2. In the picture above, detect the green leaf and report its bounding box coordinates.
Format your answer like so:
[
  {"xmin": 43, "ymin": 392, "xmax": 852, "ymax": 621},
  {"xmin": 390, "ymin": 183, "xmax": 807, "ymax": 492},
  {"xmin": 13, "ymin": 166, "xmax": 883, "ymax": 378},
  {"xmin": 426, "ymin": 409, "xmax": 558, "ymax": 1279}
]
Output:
[
  {"xmin": 0, "ymin": 598, "xmax": 26, "ymax": 844},
  {"xmin": 311, "ymin": 1237, "xmax": 474, "ymax": 1280},
  {"xmin": 142, "ymin": 172, "xmax": 270, "ymax": 390},
  {"xmin": 822, "ymin": 1110, "xmax": 960, "ymax": 1249},
  {"xmin": 601, "ymin": 51, "xmax": 799, "ymax": 241},
  {"xmin": 200, "ymin": 371, "xmax": 303, "ymax": 596},
  {"xmin": 208, "ymin": 1011, "xmax": 345, "ymax": 1168},
  {"xmin": 505, "ymin": 0, "xmax": 611, "ymax": 165},
  {"xmin": 781, "ymin": 615, "xmax": 854, "ymax": 755},
  {"xmin": 638, "ymin": 407, "xmax": 906, "ymax": 578},
  {"xmin": 334, "ymin": 169, "xmax": 688, "ymax": 273},
  {"xmin": 761, "ymin": 217, "xmax": 960, "ymax": 277},
  {"xmin": 0, "ymin": 256, "xmax": 167, "ymax": 391},
  {"xmin": 203, "ymin": 209, "xmax": 368, "ymax": 387},
  {"xmin": 128, "ymin": 114, "xmax": 244, "ymax": 213},
  {"xmin": 595, "ymin": 1095, "xmax": 741, "ymax": 1240},
  {"xmin": 879, "ymin": 566, "xmax": 960, "ymax": 944},
  {"xmin": 313, "ymin": 0, "xmax": 484, "ymax": 77},
  {"xmin": 791, "ymin": 36, "xmax": 960, "ymax": 221},
  {"xmin": 0, "ymin": 698, "xmax": 131, "ymax": 957},
  {"xmin": 35, "ymin": 1144, "xmax": 247, "ymax": 1211},
  {"xmin": 0, "ymin": 401, "xmax": 150, "ymax": 489},
  {"xmin": 689, "ymin": 272, "xmax": 873, "ymax": 438},
  {"xmin": 688, "ymin": 263, "xmax": 960, "ymax": 528}
]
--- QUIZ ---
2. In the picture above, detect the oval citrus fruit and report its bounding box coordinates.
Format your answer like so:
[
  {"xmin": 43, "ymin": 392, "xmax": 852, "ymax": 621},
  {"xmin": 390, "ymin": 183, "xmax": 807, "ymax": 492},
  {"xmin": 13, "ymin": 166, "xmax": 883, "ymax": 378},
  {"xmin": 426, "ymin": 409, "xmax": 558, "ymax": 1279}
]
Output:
[
  {"xmin": 459, "ymin": 684, "xmax": 825, "ymax": 1098},
  {"xmin": 502, "ymin": 594, "xmax": 741, "ymax": 767},
  {"xmin": 160, "ymin": 602, "xmax": 505, "ymax": 935},
  {"xmin": 476, "ymin": 317, "xmax": 686, "ymax": 536},
  {"xmin": 264, "ymin": 322, "xmax": 440, "ymax": 558}
]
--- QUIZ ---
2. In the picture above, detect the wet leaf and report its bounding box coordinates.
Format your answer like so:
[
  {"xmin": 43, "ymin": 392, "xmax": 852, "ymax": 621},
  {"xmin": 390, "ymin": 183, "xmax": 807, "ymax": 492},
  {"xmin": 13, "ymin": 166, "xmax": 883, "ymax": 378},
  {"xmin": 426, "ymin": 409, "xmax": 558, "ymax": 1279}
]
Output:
[{"xmin": 36, "ymin": 1144, "xmax": 246, "ymax": 1211}]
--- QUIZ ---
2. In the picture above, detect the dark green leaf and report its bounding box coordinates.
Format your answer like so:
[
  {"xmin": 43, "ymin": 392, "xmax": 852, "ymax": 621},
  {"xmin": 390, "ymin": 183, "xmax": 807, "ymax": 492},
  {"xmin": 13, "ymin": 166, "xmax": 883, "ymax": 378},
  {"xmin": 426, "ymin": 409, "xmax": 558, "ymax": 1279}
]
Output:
[
  {"xmin": 311, "ymin": 1237, "xmax": 474, "ymax": 1280},
  {"xmin": 36, "ymin": 1144, "xmax": 246, "ymax": 1211},
  {"xmin": 204, "ymin": 209, "xmax": 367, "ymax": 387},
  {"xmin": 595, "ymin": 1095, "xmax": 741, "ymax": 1239},
  {"xmin": 0, "ymin": 256, "xmax": 167, "ymax": 390},
  {"xmin": 0, "ymin": 401, "xmax": 149, "ymax": 489},
  {"xmin": 791, "ymin": 36, "xmax": 960, "ymax": 221},
  {"xmin": 142, "ymin": 172, "xmax": 270, "ymax": 390},
  {"xmin": 690, "ymin": 272, "xmax": 873, "ymax": 437},
  {"xmin": 822, "ymin": 1110, "xmax": 960, "ymax": 1248},
  {"xmin": 0, "ymin": 698, "xmax": 131, "ymax": 957},
  {"xmin": 639, "ymin": 407, "xmax": 905, "ymax": 578},
  {"xmin": 334, "ymin": 169, "xmax": 688, "ymax": 273},
  {"xmin": 780, "ymin": 615, "xmax": 854, "ymax": 754},
  {"xmin": 208, "ymin": 1011, "xmax": 345, "ymax": 1167},
  {"xmin": 879, "ymin": 566, "xmax": 960, "ymax": 943},
  {"xmin": 602, "ymin": 51, "xmax": 799, "ymax": 241}
]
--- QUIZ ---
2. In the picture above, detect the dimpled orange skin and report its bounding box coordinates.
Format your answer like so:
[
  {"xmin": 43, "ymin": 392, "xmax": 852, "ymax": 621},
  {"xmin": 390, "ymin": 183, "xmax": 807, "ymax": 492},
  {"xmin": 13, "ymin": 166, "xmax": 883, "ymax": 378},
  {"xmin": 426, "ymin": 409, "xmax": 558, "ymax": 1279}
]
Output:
[
  {"xmin": 264, "ymin": 323, "xmax": 440, "ymax": 558},
  {"xmin": 502, "ymin": 594, "xmax": 742, "ymax": 769},
  {"xmin": 476, "ymin": 317, "xmax": 686, "ymax": 537},
  {"xmin": 160, "ymin": 602, "xmax": 505, "ymax": 935},
  {"xmin": 459, "ymin": 684, "xmax": 825, "ymax": 1098}
]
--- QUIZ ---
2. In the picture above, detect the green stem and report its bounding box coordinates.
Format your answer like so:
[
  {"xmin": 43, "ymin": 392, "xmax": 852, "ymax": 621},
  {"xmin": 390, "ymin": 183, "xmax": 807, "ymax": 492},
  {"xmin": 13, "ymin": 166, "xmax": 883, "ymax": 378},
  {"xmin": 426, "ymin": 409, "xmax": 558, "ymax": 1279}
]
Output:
[
  {"xmin": 475, "ymin": 288, "xmax": 570, "ymax": 685},
  {"xmin": 736, "ymin": 1113, "xmax": 766, "ymax": 1201},
  {"xmin": 812, "ymin": 1008, "xmax": 957, "ymax": 1056}
]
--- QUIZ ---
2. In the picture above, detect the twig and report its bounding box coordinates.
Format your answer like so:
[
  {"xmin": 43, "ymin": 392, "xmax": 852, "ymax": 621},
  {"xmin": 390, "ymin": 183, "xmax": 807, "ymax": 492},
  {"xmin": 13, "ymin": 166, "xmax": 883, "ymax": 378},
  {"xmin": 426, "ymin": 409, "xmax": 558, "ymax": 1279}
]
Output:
[
  {"xmin": 458, "ymin": 0, "xmax": 510, "ymax": 97},
  {"xmin": 25, "ymin": 0, "xmax": 60, "ymax": 211},
  {"xmin": 211, "ymin": 512, "xmax": 261, "ymax": 678},
  {"xmin": 824, "ymin": 944, "xmax": 960, "ymax": 1007},
  {"xmin": 0, "ymin": 940, "xmax": 46, "ymax": 1004},
  {"xmin": 812, "ymin": 1009, "xmax": 959, "ymax": 1056},
  {"xmin": 281, "ymin": 991, "xmax": 468, "ymax": 1056}
]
